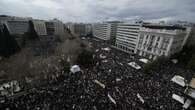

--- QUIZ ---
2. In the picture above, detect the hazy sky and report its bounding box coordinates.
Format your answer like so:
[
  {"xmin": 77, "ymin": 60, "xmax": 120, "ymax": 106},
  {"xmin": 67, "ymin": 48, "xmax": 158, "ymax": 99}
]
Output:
[{"xmin": 0, "ymin": 0, "xmax": 195, "ymax": 23}]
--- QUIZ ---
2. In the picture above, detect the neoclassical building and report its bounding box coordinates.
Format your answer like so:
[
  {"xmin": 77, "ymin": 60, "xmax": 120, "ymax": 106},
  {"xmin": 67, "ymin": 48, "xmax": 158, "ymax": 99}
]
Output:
[{"xmin": 136, "ymin": 24, "xmax": 188, "ymax": 60}]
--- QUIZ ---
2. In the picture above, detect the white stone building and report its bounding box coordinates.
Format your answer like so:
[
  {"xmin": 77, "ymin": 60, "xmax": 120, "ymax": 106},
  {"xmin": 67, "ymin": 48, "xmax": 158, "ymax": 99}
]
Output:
[
  {"xmin": 53, "ymin": 19, "xmax": 64, "ymax": 36},
  {"xmin": 0, "ymin": 15, "xmax": 32, "ymax": 35},
  {"xmin": 108, "ymin": 21, "xmax": 121, "ymax": 45},
  {"xmin": 136, "ymin": 24, "xmax": 188, "ymax": 60},
  {"xmin": 93, "ymin": 23, "xmax": 112, "ymax": 40},
  {"xmin": 33, "ymin": 20, "xmax": 47, "ymax": 35},
  {"xmin": 115, "ymin": 23, "xmax": 141, "ymax": 53},
  {"xmin": 46, "ymin": 19, "xmax": 64, "ymax": 36},
  {"xmin": 7, "ymin": 20, "xmax": 29, "ymax": 34},
  {"xmin": 65, "ymin": 22, "xmax": 74, "ymax": 34},
  {"xmin": 66, "ymin": 23, "xmax": 92, "ymax": 36}
]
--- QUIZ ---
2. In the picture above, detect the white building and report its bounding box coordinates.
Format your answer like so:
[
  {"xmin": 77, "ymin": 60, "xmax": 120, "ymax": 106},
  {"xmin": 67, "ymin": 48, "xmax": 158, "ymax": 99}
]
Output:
[
  {"xmin": 45, "ymin": 21, "xmax": 55, "ymax": 35},
  {"xmin": 67, "ymin": 23, "xmax": 92, "ymax": 36},
  {"xmin": 85, "ymin": 24, "xmax": 92, "ymax": 35},
  {"xmin": 136, "ymin": 24, "xmax": 188, "ymax": 60},
  {"xmin": 0, "ymin": 15, "xmax": 33, "ymax": 35},
  {"xmin": 93, "ymin": 23, "xmax": 112, "ymax": 40},
  {"xmin": 33, "ymin": 20, "xmax": 47, "ymax": 35},
  {"xmin": 108, "ymin": 21, "xmax": 121, "ymax": 45},
  {"xmin": 65, "ymin": 22, "xmax": 74, "ymax": 34},
  {"xmin": 115, "ymin": 23, "xmax": 141, "ymax": 53},
  {"xmin": 7, "ymin": 20, "xmax": 29, "ymax": 35},
  {"xmin": 46, "ymin": 19, "xmax": 64, "ymax": 36},
  {"xmin": 53, "ymin": 19, "xmax": 64, "ymax": 36}
]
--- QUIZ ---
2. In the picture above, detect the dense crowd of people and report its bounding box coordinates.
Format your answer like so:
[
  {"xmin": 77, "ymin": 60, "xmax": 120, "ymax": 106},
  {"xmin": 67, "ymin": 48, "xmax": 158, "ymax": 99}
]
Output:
[{"xmin": 0, "ymin": 38, "xmax": 194, "ymax": 110}]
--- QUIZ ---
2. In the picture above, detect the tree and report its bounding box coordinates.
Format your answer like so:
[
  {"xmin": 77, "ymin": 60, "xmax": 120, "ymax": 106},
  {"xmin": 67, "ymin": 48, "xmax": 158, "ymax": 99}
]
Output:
[
  {"xmin": 0, "ymin": 24, "xmax": 20, "ymax": 57},
  {"xmin": 76, "ymin": 49, "xmax": 95, "ymax": 68},
  {"xmin": 171, "ymin": 45, "xmax": 195, "ymax": 71},
  {"xmin": 58, "ymin": 58, "xmax": 70, "ymax": 73},
  {"xmin": 25, "ymin": 20, "xmax": 39, "ymax": 40},
  {"xmin": 143, "ymin": 56, "xmax": 169, "ymax": 74},
  {"xmin": 187, "ymin": 54, "xmax": 195, "ymax": 71}
]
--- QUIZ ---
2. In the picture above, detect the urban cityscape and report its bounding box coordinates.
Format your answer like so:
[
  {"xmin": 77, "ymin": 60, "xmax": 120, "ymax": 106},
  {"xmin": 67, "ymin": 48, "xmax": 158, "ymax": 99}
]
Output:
[{"xmin": 0, "ymin": 0, "xmax": 195, "ymax": 110}]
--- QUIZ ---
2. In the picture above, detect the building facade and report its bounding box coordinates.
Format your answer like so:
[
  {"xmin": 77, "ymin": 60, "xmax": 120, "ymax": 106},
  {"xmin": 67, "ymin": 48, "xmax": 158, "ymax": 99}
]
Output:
[
  {"xmin": 93, "ymin": 23, "xmax": 112, "ymax": 40},
  {"xmin": 53, "ymin": 19, "xmax": 64, "ymax": 36},
  {"xmin": 45, "ymin": 19, "xmax": 64, "ymax": 36},
  {"xmin": 73, "ymin": 23, "xmax": 87, "ymax": 36},
  {"xmin": 66, "ymin": 23, "xmax": 92, "ymax": 36},
  {"xmin": 85, "ymin": 24, "xmax": 92, "ymax": 35},
  {"xmin": 136, "ymin": 25, "xmax": 187, "ymax": 59},
  {"xmin": 108, "ymin": 21, "xmax": 120, "ymax": 45},
  {"xmin": 65, "ymin": 22, "xmax": 74, "ymax": 34},
  {"xmin": 0, "ymin": 15, "xmax": 33, "ymax": 35},
  {"xmin": 7, "ymin": 20, "xmax": 29, "ymax": 35},
  {"xmin": 45, "ymin": 21, "xmax": 55, "ymax": 35},
  {"xmin": 115, "ymin": 23, "xmax": 141, "ymax": 53},
  {"xmin": 33, "ymin": 20, "xmax": 47, "ymax": 35}
]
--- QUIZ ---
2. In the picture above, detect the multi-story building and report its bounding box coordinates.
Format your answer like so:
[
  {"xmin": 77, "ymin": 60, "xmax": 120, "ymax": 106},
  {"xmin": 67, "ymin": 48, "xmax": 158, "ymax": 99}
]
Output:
[
  {"xmin": 93, "ymin": 23, "xmax": 112, "ymax": 41},
  {"xmin": 136, "ymin": 24, "xmax": 187, "ymax": 60},
  {"xmin": 52, "ymin": 19, "xmax": 64, "ymax": 36},
  {"xmin": 32, "ymin": 20, "xmax": 47, "ymax": 35},
  {"xmin": 65, "ymin": 22, "xmax": 74, "ymax": 34},
  {"xmin": 73, "ymin": 23, "xmax": 87, "ymax": 36},
  {"xmin": 0, "ymin": 15, "xmax": 33, "ymax": 35},
  {"xmin": 115, "ymin": 23, "xmax": 141, "ymax": 53},
  {"xmin": 7, "ymin": 20, "xmax": 29, "ymax": 35},
  {"xmin": 45, "ymin": 19, "xmax": 64, "ymax": 36},
  {"xmin": 45, "ymin": 21, "xmax": 55, "ymax": 35},
  {"xmin": 85, "ymin": 24, "xmax": 92, "ymax": 35},
  {"xmin": 108, "ymin": 21, "xmax": 121, "ymax": 45},
  {"xmin": 66, "ymin": 23, "xmax": 92, "ymax": 36}
]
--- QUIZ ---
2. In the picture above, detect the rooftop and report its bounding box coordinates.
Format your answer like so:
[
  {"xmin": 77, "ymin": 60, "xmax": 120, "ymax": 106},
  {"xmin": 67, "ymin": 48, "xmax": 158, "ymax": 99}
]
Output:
[{"xmin": 143, "ymin": 24, "xmax": 186, "ymax": 30}]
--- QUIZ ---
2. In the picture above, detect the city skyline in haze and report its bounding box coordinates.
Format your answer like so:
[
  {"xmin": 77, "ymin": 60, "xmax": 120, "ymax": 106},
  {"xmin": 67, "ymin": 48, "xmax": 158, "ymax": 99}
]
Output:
[{"xmin": 0, "ymin": 0, "xmax": 195, "ymax": 23}]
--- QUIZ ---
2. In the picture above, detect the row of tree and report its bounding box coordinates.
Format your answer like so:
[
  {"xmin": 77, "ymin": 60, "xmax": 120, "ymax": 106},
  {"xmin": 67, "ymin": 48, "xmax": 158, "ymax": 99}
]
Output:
[
  {"xmin": 143, "ymin": 45, "xmax": 195, "ymax": 73},
  {"xmin": 143, "ymin": 56, "xmax": 169, "ymax": 74},
  {"xmin": 0, "ymin": 20, "xmax": 39, "ymax": 57},
  {"xmin": 172, "ymin": 45, "xmax": 195, "ymax": 71}
]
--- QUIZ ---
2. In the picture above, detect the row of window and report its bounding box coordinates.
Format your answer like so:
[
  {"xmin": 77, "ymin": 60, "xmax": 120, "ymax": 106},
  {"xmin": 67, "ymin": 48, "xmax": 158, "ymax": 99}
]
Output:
[{"xmin": 116, "ymin": 44, "xmax": 134, "ymax": 53}]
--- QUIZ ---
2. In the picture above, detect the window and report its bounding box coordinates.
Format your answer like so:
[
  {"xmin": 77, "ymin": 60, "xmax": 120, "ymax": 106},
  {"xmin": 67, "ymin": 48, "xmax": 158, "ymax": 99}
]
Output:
[
  {"xmin": 146, "ymin": 35, "xmax": 149, "ymax": 39},
  {"xmin": 157, "ymin": 37, "xmax": 160, "ymax": 41},
  {"xmin": 155, "ymin": 43, "xmax": 158, "ymax": 48}
]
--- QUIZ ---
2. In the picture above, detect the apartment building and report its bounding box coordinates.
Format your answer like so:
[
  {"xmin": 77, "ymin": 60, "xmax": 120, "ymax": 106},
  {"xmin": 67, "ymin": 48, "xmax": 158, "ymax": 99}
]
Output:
[
  {"xmin": 0, "ymin": 15, "xmax": 33, "ymax": 35},
  {"xmin": 32, "ymin": 20, "xmax": 47, "ymax": 35},
  {"xmin": 45, "ymin": 19, "xmax": 64, "ymax": 36},
  {"xmin": 66, "ymin": 23, "xmax": 92, "ymax": 36},
  {"xmin": 53, "ymin": 19, "xmax": 64, "ymax": 36},
  {"xmin": 85, "ymin": 24, "xmax": 92, "ymax": 35},
  {"xmin": 7, "ymin": 20, "xmax": 29, "ymax": 35},
  {"xmin": 115, "ymin": 23, "xmax": 141, "ymax": 53},
  {"xmin": 108, "ymin": 21, "xmax": 120, "ymax": 45},
  {"xmin": 73, "ymin": 23, "xmax": 88, "ymax": 36},
  {"xmin": 93, "ymin": 23, "xmax": 112, "ymax": 40},
  {"xmin": 136, "ymin": 24, "xmax": 187, "ymax": 60},
  {"xmin": 45, "ymin": 21, "xmax": 55, "ymax": 35},
  {"xmin": 65, "ymin": 22, "xmax": 74, "ymax": 34}
]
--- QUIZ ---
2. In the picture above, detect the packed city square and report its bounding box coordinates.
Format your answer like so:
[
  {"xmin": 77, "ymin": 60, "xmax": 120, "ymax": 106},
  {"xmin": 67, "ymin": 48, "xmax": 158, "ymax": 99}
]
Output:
[{"xmin": 0, "ymin": 38, "xmax": 194, "ymax": 110}]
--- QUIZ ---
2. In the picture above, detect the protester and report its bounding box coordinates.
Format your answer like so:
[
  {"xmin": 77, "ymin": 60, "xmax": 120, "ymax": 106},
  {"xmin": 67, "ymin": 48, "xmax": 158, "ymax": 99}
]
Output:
[{"xmin": 0, "ymin": 38, "xmax": 193, "ymax": 110}]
